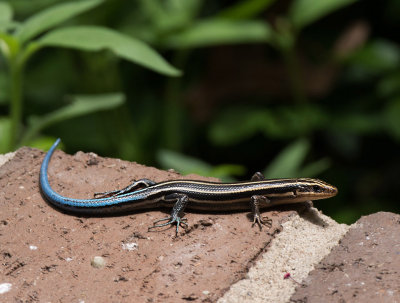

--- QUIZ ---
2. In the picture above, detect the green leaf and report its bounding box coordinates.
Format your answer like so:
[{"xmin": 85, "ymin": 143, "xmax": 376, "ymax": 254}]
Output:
[
  {"xmin": 211, "ymin": 164, "xmax": 246, "ymax": 180},
  {"xmin": 331, "ymin": 112, "xmax": 382, "ymax": 135},
  {"xmin": 209, "ymin": 108, "xmax": 272, "ymax": 146},
  {"xmin": 377, "ymin": 72, "xmax": 400, "ymax": 98},
  {"xmin": 158, "ymin": 149, "xmax": 212, "ymax": 174},
  {"xmin": 0, "ymin": 32, "xmax": 19, "ymax": 59},
  {"xmin": 0, "ymin": 116, "xmax": 11, "ymax": 153},
  {"xmin": 15, "ymin": 0, "xmax": 103, "ymax": 43},
  {"xmin": 5, "ymin": 0, "xmax": 66, "ymax": 16},
  {"xmin": 299, "ymin": 158, "xmax": 331, "ymax": 177},
  {"xmin": 289, "ymin": 0, "xmax": 357, "ymax": 30},
  {"xmin": 346, "ymin": 40, "xmax": 400, "ymax": 81},
  {"xmin": 22, "ymin": 93, "xmax": 125, "ymax": 145},
  {"xmin": 157, "ymin": 149, "xmax": 244, "ymax": 181},
  {"xmin": 263, "ymin": 139, "xmax": 309, "ymax": 178},
  {"xmin": 139, "ymin": 0, "xmax": 201, "ymax": 32},
  {"xmin": 0, "ymin": 70, "xmax": 8, "ymax": 105},
  {"xmin": 332, "ymin": 207, "xmax": 361, "ymax": 224},
  {"xmin": 209, "ymin": 106, "xmax": 327, "ymax": 146},
  {"xmin": 219, "ymin": 0, "xmax": 276, "ymax": 20},
  {"xmin": 165, "ymin": 19, "xmax": 272, "ymax": 48},
  {"xmin": 36, "ymin": 26, "xmax": 181, "ymax": 76},
  {"xmin": 0, "ymin": 2, "xmax": 13, "ymax": 31},
  {"xmin": 27, "ymin": 136, "xmax": 64, "ymax": 151},
  {"xmin": 383, "ymin": 97, "xmax": 400, "ymax": 141}
]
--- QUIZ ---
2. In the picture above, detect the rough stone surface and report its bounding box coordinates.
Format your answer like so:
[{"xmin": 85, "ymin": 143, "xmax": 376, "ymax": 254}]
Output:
[
  {"xmin": 290, "ymin": 212, "xmax": 400, "ymax": 302},
  {"xmin": 0, "ymin": 146, "xmax": 321, "ymax": 302},
  {"xmin": 0, "ymin": 151, "xmax": 15, "ymax": 167},
  {"xmin": 219, "ymin": 211, "xmax": 349, "ymax": 303}
]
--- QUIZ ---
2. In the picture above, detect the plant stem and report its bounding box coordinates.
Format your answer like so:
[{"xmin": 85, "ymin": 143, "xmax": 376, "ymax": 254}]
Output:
[{"xmin": 8, "ymin": 60, "xmax": 23, "ymax": 150}]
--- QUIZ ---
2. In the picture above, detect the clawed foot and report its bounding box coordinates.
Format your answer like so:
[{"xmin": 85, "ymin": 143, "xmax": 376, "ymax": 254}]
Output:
[
  {"xmin": 148, "ymin": 216, "xmax": 188, "ymax": 236},
  {"xmin": 252, "ymin": 215, "xmax": 272, "ymax": 230}
]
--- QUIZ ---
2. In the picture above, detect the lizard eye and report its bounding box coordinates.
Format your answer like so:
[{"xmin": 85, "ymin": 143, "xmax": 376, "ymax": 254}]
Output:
[{"xmin": 313, "ymin": 185, "xmax": 322, "ymax": 193}]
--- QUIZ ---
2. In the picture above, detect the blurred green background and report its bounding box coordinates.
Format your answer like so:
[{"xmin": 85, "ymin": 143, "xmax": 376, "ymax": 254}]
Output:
[{"xmin": 1, "ymin": 0, "xmax": 399, "ymax": 224}]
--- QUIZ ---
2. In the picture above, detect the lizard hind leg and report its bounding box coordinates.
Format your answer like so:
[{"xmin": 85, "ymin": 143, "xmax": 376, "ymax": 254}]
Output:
[{"xmin": 94, "ymin": 178, "xmax": 156, "ymax": 198}]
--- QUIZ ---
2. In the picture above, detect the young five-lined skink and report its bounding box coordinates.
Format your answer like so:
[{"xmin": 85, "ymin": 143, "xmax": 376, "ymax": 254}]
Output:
[{"xmin": 40, "ymin": 139, "xmax": 338, "ymax": 235}]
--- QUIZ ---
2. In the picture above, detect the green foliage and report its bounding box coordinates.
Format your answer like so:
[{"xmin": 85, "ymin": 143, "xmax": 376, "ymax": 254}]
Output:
[
  {"xmin": 0, "ymin": 0, "xmax": 399, "ymax": 224},
  {"xmin": 165, "ymin": 19, "xmax": 272, "ymax": 48},
  {"xmin": 139, "ymin": 0, "xmax": 201, "ymax": 32},
  {"xmin": 0, "ymin": 0, "xmax": 180, "ymax": 151},
  {"xmin": 0, "ymin": 71, "xmax": 7, "ymax": 105},
  {"xmin": 23, "ymin": 93, "xmax": 125, "ymax": 145},
  {"xmin": 383, "ymin": 98, "xmax": 400, "ymax": 140},
  {"xmin": 377, "ymin": 72, "xmax": 400, "ymax": 98},
  {"xmin": 219, "ymin": 0, "xmax": 276, "ymax": 19},
  {"xmin": 346, "ymin": 40, "xmax": 400, "ymax": 80},
  {"xmin": 27, "ymin": 136, "xmax": 65, "ymax": 151},
  {"xmin": 263, "ymin": 139, "xmax": 330, "ymax": 178},
  {"xmin": 289, "ymin": 0, "xmax": 358, "ymax": 30},
  {"xmin": 0, "ymin": 117, "xmax": 11, "ymax": 153},
  {"xmin": 0, "ymin": 2, "xmax": 13, "ymax": 29},
  {"xmin": 15, "ymin": 0, "xmax": 103, "ymax": 43},
  {"xmin": 209, "ymin": 106, "xmax": 327, "ymax": 145},
  {"xmin": 157, "ymin": 150, "xmax": 245, "ymax": 181},
  {"xmin": 37, "ymin": 26, "xmax": 181, "ymax": 76}
]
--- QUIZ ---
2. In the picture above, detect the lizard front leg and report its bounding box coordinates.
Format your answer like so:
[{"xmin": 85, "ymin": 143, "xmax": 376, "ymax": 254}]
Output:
[{"xmin": 148, "ymin": 193, "xmax": 189, "ymax": 236}]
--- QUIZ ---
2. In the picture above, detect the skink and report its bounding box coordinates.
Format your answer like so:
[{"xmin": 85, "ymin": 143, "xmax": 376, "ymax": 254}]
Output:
[{"xmin": 40, "ymin": 139, "xmax": 338, "ymax": 235}]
